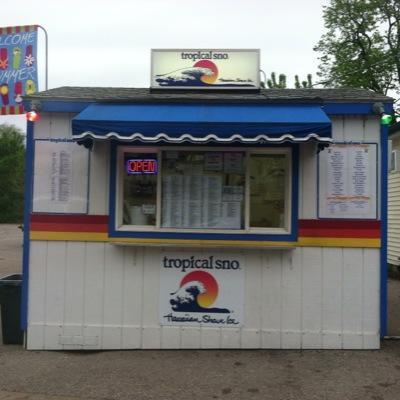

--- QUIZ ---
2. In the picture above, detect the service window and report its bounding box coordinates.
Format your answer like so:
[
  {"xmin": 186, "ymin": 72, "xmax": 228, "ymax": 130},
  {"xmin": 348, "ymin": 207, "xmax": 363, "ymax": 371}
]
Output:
[{"xmin": 116, "ymin": 147, "xmax": 292, "ymax": 234}]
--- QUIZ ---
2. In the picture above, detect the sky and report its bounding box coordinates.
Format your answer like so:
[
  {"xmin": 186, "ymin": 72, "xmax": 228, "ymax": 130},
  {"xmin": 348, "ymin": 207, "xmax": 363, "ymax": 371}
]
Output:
[{"xmin": 1, "ymin": 0, "xmax": 330, "ymax": 131}]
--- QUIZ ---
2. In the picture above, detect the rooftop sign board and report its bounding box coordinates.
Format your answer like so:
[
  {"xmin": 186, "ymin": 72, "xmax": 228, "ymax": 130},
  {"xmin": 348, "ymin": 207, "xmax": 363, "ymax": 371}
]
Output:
[{"xmin": 151, "ymin": 49, "xmax": 260, "ymax": 90}]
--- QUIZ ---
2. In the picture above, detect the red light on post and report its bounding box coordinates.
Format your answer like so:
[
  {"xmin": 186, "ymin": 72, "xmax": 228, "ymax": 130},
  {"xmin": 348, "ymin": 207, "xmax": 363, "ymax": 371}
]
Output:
[{"xmin": 26, "ymin": 110, "xmax": 40, "ymax": 122}]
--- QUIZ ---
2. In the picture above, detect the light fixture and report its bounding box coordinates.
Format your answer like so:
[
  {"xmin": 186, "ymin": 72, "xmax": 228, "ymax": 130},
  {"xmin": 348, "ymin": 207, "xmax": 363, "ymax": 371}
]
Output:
[
  {"xmin": 26, "ymin": 110, "xmax": 41, "ymax": 122},
  {"xmin": 25, "ymin": 100, "xmax": 42, "ymax": 122},
  {"xmin": 372, "ymin": 102, "xmax": 398, "ymax": 126}
]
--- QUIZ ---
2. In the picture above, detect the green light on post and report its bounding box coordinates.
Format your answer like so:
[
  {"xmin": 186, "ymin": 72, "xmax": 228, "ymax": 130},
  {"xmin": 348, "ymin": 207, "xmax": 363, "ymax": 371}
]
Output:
[{"xmin": 381, "ymin": 114, "xmax": 393, "ymax": 125}]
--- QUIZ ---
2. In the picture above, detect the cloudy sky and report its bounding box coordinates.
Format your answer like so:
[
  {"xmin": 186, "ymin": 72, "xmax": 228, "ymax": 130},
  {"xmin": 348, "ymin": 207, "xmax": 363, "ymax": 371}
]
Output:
[{"xmin": 1, "ymin": 0, "xmax": 330, "ymax": 130}]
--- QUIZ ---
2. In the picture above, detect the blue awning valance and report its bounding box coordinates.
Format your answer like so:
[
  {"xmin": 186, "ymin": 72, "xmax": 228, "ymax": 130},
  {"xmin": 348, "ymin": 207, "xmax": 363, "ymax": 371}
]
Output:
[{"xmin": 72, "ymin": 103, "xmax": 332, "ymax": 144}]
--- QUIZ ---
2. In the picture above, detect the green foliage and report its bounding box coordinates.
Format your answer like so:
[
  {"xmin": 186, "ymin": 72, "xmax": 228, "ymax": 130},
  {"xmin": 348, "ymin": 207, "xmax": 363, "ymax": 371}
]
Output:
[
  {"xmin": 267, "ymin": 72, "xmax": 313, "ymax": 89},
  {"xmin": 0, "ymin": 124, "xmax": 25, "ymax": 223},
  {"xmin": 267, "ymin": 72, "xmax": 287, "ymax": 88},
  {"xmin": 295, "ymin": 74, "xmax": 313, "ymax": 88},
  {"xmin": 314, "ymin": 0, "xmax": 400, "ymax": 95}
]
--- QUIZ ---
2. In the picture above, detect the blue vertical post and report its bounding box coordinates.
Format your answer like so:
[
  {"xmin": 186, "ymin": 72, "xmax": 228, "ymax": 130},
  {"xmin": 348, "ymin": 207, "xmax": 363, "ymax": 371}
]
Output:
[
  {"xmin": 380, "ymin": 124, "xmax": 388, "ymax": 338},
  {"xmin": 20, "ymin": 120, "xmax": 34, "ymax": 331}
]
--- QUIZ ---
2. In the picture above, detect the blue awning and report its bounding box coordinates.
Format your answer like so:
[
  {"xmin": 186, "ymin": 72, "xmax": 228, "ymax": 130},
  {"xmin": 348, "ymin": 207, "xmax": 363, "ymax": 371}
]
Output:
[{"xmin": 72, "ymin": 103, "xmax": 332, "ymax": 144}]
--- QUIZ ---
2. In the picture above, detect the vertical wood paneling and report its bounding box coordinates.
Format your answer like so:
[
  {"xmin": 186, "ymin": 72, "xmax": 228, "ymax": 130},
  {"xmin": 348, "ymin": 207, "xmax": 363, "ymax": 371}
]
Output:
[
  {"xmin": 261, "ymin": 251, "xmax": 282, "ymax": 348},
  {"xmin": 322, "ymin": 248, "xmax": 343, "ymax": 349},
  {"xmin": 141, "ymin": 248, "xmax": 161, "ymax": 348},
  {"xmin": 331, "ymin": 116, "xmax": 345, "ymax": 141},
  {"xmin": 363, "ymin": 117, "xmax": 380, "ymax": 143},
  {"xmin": 64, "ymin": 242, "xmax": 85, "ymax": 328},
  {"xmin": 27, "ymin": 242, "xmax": 48, "ymax": 349},
  {"xmin": 33, "ymin": 113, "xmax": 51, "ymax": 139},
  {"xmin": 362, "ymin": 249, "xmax": 380, "ymax": 349},
  {"xmin": 89, "ymin": 141, "xmax": 109, "ymax": 215},
  {"xmin": 300, "ymin": 143, "xmax": 317, "ymax": 219},
  {"xmin": 27, "ymin": 244, "xmax": 381, "ymax": 350},
  {"xmin": 281, "ymin": 250, "xmax": 302, "ymax": 348},
  {"xmin": 83, "ymin": 242, "xmax": 105, "ymax": 331},
  {"xmin": 200, "ymin": 327, "xmax": 221, "ymax": 348},
  {"xmin": 342, "ymin": 248, "xmax": 363, "ymax": 349},
  {"xmin": 45, "ymin": 242, "xmax": 66, "ymax": 324},
  {"xmin": 343, "ymin": 118, "xmax": 364, "ymax": 142},
  {"xmin": 44, "ymin": 242, "xmax": 67, "ymax": 349},
  {"xmin": 301, "ymin": 248, "xmax": 323, "ymax": 349},
  {"xmin": 242, "ymin": 252, "xmax": 261, "ymax": 348},
  {"xmin": 50, "ymin": 113, "xmax": 73, "ymax": 138},
  {"xmin": 102, "ymin": 244, "xmax": 124, "ymax": 349},
  {"xmin": 122, "ymin": 247, "xmax": 143, "ymax": 348}
]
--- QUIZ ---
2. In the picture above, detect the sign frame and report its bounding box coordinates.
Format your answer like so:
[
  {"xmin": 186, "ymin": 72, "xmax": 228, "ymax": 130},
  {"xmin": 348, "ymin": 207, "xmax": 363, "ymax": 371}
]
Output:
[{"xmin": 151, "ymin": 48, "xmax": 260, "ymax": 91}]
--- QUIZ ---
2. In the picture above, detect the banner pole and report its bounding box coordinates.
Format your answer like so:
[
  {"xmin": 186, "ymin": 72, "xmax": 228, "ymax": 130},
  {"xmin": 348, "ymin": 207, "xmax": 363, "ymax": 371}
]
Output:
[{"xmin": 37, "ymin": 25, "xmax": 48, "ymax": 90}]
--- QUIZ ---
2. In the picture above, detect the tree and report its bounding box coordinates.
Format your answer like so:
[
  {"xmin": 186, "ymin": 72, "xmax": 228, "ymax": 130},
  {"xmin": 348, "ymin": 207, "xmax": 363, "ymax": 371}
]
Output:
[
  {"xmin": 0, "ymin": 124, "xmax": 25, "ymax": 223},
  {"xmin": 314, "ymin": 0, "xmax": 400, "ymax": 96}
]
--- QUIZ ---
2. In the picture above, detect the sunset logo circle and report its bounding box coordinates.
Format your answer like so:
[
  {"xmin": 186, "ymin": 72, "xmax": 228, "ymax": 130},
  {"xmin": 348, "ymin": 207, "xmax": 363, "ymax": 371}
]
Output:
[
  {"xmin": 193, "ymin": 60, "xmax": 218, "ymax": 84},
  {"xmin": 180, "ymin": 270, "xmax": 218, "ymax": 308}
]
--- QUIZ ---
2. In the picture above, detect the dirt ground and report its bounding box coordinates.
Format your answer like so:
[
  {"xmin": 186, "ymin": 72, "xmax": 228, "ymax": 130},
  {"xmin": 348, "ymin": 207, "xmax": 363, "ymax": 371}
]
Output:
[{"xmin": 1, "ymin": 224, "xmax": 400, "ymax": 400}]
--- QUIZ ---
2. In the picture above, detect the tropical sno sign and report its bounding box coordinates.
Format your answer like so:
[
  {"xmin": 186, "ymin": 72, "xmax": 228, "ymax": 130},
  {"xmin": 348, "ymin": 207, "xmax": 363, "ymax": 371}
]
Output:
[
  {"xmin": 151, "ymin": 49, "xmax": 260, "ymax": 90},
  {"xmin": 0, "ymin": 25, "xmax": 38, "ymax": 115},
  {"xmin": 159, "ymin": 253, "xmax": 245, "ymax": 327}
]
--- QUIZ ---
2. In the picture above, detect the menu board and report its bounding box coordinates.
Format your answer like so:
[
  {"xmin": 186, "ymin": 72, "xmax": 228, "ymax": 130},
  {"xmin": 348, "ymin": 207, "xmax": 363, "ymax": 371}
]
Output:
[
  {"xmin": 33, "ymin": 140, "xmax": 89, "ymax": 213},
  {"xmin": 162, "ymin": 174, "xmax": 243, "ymax": 229},
  {"xmin": 318, "ymin": 143, "xmax": 377, "ymax": 219}
]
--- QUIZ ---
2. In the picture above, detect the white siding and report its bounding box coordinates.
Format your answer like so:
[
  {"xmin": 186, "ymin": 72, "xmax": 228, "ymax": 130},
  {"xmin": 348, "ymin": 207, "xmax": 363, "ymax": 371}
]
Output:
[
  {"xmin": 388, "ymin": 172, "xmax": 400, "ymax": 265},
  {"xmin": 33, "ymin": 113, "xmax": 110, "ymax": 215},
  {"xmin": 299, "ymin": 116, "xmax": 381, "ymax": 219},
  {"xmin": 27, "ymin": 243, "xmax": 380, "ymax": 350}
]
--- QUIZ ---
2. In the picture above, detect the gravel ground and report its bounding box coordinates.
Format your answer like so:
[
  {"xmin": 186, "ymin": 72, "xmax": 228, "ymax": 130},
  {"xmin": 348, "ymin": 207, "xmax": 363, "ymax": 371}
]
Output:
[
  {"xmin": 1, "ymin": 224, "xmax": 400, "ymax": 400},
  {"xmin": 0, "ymin": 342, "xmax": 400, "ymax": 400}
]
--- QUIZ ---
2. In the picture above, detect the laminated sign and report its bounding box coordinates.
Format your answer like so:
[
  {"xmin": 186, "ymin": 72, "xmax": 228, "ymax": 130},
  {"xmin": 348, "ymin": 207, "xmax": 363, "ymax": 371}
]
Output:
[
  {"xmin": 0, "ymin": 25, "xmax": 38, "ymax": 115},
  {"xmin": 159, "ymin": 253, "xmax": 245, "ymax": 327}
]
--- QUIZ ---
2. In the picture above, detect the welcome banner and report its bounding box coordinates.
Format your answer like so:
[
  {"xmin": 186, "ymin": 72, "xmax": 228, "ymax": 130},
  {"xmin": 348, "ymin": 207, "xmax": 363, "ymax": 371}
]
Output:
[{"xmin": 0, "ymin": 25, "xmax": 38, "ymax": 115}]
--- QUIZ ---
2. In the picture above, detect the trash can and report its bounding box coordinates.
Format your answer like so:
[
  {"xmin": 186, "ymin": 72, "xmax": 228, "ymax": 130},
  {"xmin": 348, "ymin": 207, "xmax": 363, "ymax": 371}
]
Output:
[{"xmin": 0, "ymin": 274, "xmax": 23, "ymax": 344}]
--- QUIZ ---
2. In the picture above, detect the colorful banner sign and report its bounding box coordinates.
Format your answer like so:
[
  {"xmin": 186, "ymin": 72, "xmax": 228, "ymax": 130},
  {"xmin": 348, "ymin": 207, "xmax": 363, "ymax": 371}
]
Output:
[
  {"xmin": 151, "ymin": 49, "xmax": 260, "ymax": 90},
  {"xmin": 159, "ymin": 253, "xmax": 245, "ymax": 327},
  {"xmin": 0, "ymin": 25, "xmax": 38, "ymax": 115}
]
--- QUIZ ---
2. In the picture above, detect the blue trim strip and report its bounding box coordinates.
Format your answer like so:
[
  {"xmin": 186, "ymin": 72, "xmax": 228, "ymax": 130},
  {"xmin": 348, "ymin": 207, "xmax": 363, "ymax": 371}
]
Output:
[
  {"xmin": 21, "ymin": 121, "xmax": 35, "ymax": 330},
  {"xmin": 23, "ymin": 100, "xmax": 90, "ymax": 113},
  {"xmin": 23, "ymin": 99, "xmax": 392, "ymax": 116},
  {"xmin": 380, "ymin": 125, "xmax": 388, "ymax": 338},
  {"xmin": 323, "ymin": 103, "xmax": 392, "ymax": 115},
  {"xmin": 109, "ymin": 144, "xmax": 299, "ymax": 242}
]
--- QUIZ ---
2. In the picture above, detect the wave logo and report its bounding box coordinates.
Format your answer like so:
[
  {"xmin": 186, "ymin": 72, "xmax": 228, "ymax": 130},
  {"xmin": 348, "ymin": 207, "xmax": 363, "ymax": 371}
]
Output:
[
  {"xmin": 169, "ymin": 270, "xmax": 230, "ymax": 313},
  {"xmin": 155, "ymin": 59, "xmax": 219, "ymax": 87}
]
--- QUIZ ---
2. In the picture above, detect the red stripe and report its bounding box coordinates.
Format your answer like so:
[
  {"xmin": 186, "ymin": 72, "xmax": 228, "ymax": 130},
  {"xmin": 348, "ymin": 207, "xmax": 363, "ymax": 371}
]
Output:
[
  {"xmin": 31, "ymin": 222, "xmax": 108, "ymax": 233},
  {"xmin": 30, "ymin": 214, "xmax": 109, "ymax": 224},
  {"xmin": 6, "ymin": 27, "xmax": 12, "ymax": 34},
  {"xmin": 299, "ymin": 219, "xmax": 380, "ymax": 230},
  {"xmin": 299, "ymin": 228, "xmax": 380, "ymax": 238},
  {"xmin": 16, "ymin": 26, "xmax": 21, "ymax": 33},
  {"xmin": 9, "ymin": 106, "xmax": 15, "ymax": 115}
]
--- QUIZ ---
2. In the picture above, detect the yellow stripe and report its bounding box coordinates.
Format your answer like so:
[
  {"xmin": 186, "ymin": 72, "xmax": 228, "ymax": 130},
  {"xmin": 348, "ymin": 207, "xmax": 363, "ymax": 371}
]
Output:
[
  {"xmin": 30, "ymin": 231, "xmax": 381, "ymax": 248},
  {"xmin": 298, "ymin": 237, "xmax": 380, "ymax": 248},
  {"xmin": 108, "ymin": 237, "xmax": 297, "ymax": 247},
  {"xmin": 30, "ymin": 231, "xmax": 108, "ymax": 241}
]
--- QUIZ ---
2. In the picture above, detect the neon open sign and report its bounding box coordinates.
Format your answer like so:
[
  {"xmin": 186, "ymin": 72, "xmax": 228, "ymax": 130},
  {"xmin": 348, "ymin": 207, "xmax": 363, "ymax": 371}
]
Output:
[{"xmin": 126, "ymin": 159, "xmax": 158, "ymax": 175}]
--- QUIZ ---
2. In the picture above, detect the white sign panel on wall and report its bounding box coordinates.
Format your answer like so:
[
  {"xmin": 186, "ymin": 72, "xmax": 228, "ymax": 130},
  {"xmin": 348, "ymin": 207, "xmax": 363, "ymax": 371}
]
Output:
[
  {"xmin": 151, "ymin": 49, "xmax": 260, "ymax": 90},
  {"xmin": 33, "ymin": 139, "xmax": 89, "ymax": 213},
  {"xmin": 159, "ymin": 253, "xmax": 245, "ymax": 327},
  {"xmin": 318, "ymin": 143, "xmax": 378, "ymax": 219}
]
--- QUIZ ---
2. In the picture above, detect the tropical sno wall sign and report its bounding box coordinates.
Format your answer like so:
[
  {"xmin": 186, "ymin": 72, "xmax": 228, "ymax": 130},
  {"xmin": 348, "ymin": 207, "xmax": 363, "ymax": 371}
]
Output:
[
  {"xmin": 159, "ymin": 253, "xmax": 245, "ymax": 327},
  {"xmin": 0, "ymin": 25, "xmax": 38, "ymax": 115},
  {"xmin": 151, "ymin": 49, "xmax": 260, "ymax": 90}
]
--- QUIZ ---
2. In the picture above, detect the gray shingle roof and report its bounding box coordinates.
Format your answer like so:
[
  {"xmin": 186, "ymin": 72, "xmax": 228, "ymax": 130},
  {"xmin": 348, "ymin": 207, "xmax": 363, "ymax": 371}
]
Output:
[{"xmin": 25, "ymin": 86, "xmax": 393, "ymax": 104}]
